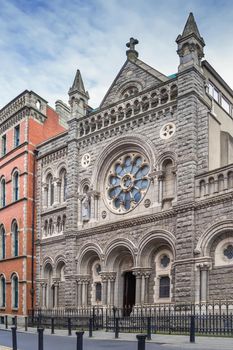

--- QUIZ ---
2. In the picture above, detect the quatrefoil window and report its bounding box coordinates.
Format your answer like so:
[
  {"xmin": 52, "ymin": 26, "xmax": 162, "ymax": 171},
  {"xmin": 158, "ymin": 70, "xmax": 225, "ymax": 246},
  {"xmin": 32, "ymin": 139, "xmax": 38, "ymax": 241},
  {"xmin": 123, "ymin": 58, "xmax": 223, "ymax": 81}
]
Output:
[
  {"xmin": 81, "ymin": 153, "xmax": 91, "ymax": 168},
  {"xmin": 224, "ymin": 245, "xmax": 233, "ymax": 260},
  {"xmin": 160, "ymin": 123, "xmax": 176, "ymax": 140},
  {"xmin": 106, "ymin": 153, "xmax": 150, "ymax": 213},
  {"xmin": 160, "ymin": 255, "xmax": 170, "ymax": 268}
]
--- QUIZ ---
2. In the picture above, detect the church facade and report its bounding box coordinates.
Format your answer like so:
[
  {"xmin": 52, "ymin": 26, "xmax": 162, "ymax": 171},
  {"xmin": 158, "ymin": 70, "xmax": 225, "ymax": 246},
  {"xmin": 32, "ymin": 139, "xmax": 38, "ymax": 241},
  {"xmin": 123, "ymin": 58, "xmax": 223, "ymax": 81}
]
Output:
[{"xmin": 36, "ymin": 13, "xmax": 233, "ymax": 310}]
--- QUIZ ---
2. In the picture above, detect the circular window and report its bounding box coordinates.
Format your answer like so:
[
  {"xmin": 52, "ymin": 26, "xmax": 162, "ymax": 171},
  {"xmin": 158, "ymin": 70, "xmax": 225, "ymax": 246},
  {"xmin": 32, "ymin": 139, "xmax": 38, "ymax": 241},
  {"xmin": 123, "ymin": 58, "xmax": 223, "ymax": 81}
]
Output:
[
  {"xmin": 106, "ymin": 153, "xmax": 150, "ymax": 213},
  {"xmin": 160, "ymin": 123, "xmax": 176, "ymax": 140},
  {"xmin": 224, "ymin": 245, "xmax": 233, "ymax": 260},
  {"xmin": 160, "ymin": 255, "xmax": 170, "ymax": 268},
  {"xmin": 81, "ymin": 153, "xmax": 91, "ymax": 168}
]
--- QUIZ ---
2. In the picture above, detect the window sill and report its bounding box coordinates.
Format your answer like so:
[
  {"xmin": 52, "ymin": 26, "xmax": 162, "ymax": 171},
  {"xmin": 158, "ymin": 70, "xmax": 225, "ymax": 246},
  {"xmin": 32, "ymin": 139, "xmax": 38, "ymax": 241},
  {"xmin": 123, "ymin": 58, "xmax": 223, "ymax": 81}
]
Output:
[
  {"xmin": 0, "ymin": 307, "xmax": 6, "ymax": 310},
  {"xmin": 11, "ymin": 308, "xmax": 18, "ymax": 311}
]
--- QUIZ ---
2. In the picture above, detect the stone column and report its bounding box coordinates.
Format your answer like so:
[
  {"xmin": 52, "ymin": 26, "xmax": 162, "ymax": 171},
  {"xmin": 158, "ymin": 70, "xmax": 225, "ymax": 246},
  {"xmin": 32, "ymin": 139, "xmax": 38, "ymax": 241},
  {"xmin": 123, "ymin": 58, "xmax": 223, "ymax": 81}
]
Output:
[
  {"xmin": 53, "ymin": 178, "xmax": 60, "ymax": 205},
  {"xmin": 101, "ymin": 274, "xmax": 108, "ymax": 305},
  {"xmin": 157, "ymin": 172, "xmax": 164, "ymax": 203},
  {"xmin": 109, "ymin": 273, "xmax": 116, "ymax": 305},
  {"xmin": 77, "ymin": 280, "xmax": 82, "ymax": 306},
  {"xmin": 42, "ymin": 184, "xmax": 48, "ymax": 208},
  {"xmin": 41, "ymin": 283, "xmax": 46, "ymax": 308},
  {"xmin": 200, "ymin": 264, "xmax": 210, "ymax": 302},
  {"xmin": 133, "ymin": 270, "xmax": 142, "ymax": 305},
  {"xmin": 53, "ymin": 281, "xmax": 59, "ymax": 308},
  {"xmin": 142, "ymin": 271, "xmax": 151, "ymax": 304}
]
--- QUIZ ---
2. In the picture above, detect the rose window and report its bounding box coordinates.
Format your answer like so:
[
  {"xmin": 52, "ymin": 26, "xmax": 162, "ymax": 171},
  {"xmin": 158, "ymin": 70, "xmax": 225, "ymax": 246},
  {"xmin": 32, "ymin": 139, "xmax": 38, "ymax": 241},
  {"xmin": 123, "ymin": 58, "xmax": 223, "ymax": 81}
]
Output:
[{"xmin": 106, "ymin": 153, "xmax": 150, "ymax": 213}]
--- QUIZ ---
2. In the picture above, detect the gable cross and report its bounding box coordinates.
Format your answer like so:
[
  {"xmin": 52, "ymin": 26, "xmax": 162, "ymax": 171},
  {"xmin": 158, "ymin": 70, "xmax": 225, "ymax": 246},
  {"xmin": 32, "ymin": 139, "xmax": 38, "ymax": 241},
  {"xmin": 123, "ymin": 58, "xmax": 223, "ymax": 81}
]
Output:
[{"xmin": 126, "ymin": 37, "xmax": 139, "ymax": 51}]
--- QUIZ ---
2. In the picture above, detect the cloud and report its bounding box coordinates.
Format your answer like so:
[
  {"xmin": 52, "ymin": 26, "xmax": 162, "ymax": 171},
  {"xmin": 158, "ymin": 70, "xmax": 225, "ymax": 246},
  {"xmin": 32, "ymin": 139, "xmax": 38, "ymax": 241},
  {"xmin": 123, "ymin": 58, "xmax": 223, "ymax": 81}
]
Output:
[{"xmin": 0, "ymin": 0, "xmax": 233, "ymax": 110}]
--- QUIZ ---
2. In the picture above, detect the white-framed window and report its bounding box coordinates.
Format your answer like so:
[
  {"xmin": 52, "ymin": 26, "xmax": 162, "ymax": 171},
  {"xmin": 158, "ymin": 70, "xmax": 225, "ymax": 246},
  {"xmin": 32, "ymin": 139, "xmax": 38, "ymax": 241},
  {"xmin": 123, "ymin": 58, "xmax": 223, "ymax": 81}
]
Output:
[
  {"xmin": 221, "ymin": 96, "xmax": 231, "ymax": 114},
  {"xmin": 11, "ymin": 274, "xmax": 19, "ymax": 309},
  {"xmin": 0, "ymin": 225, "xmax": 6, "ymax": 259},
  {"xmin": 0, "ymin": 178, "xmax": 6, "ymax": 207},
  {"xmin": 13, "ymin": 171, "xmax": 19, "ymax": 202},
  {"xmin": 11, "ymin": 220, "xmax": 19, "ymax": 257},
  {"xmin": 14, "ymin": 125, "xmax": 20, "ymax": 147},
  {"xmin": 0, "ymin": 275, "xmax": 6, "ymax": 307},
  {"xmin": 1, "ymin": 135, "xmax": 6, "ymax": 156}
]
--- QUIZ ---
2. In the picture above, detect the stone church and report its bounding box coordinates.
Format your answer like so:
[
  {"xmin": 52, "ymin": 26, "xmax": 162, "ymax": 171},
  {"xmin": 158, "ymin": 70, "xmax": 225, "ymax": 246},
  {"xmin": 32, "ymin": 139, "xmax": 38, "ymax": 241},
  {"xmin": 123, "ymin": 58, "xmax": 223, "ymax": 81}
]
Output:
[{"xmin": 36, "ymin": 13, "xmax": 233, "ymax": 310}]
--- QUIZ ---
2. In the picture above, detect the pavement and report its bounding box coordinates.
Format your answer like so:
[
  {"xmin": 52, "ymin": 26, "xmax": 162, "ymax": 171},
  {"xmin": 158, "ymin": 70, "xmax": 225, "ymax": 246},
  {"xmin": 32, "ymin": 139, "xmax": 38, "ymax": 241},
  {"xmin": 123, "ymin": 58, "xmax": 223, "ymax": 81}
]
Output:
[{"xmin": 1, "ymin": 324, "xmax": 233, "ymax": 349}]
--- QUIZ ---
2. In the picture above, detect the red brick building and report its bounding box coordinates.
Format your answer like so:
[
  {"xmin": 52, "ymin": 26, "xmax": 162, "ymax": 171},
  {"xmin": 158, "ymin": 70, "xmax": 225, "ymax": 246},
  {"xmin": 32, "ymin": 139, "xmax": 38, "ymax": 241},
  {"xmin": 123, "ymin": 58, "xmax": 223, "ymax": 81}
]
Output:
[{"xmin": 0, "ymin": 91, "xmax": 68, "ymax": 321}]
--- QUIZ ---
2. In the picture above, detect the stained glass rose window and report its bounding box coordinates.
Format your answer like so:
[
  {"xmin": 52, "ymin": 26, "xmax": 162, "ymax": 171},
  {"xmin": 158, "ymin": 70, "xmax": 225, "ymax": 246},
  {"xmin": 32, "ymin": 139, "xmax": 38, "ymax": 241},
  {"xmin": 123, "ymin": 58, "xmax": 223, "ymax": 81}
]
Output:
[{"xmin": 106, "ymin": 153, "xmax": 150, "ymax": 213}]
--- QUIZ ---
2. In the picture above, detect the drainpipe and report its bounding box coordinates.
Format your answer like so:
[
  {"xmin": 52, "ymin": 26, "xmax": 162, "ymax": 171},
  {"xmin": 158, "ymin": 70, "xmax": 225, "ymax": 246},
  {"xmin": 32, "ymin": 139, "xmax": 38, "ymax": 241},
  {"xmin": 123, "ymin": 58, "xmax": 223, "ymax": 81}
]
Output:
[{"xmin": 31, "ymin": 149, "xmax": 39, "ymax": 313}]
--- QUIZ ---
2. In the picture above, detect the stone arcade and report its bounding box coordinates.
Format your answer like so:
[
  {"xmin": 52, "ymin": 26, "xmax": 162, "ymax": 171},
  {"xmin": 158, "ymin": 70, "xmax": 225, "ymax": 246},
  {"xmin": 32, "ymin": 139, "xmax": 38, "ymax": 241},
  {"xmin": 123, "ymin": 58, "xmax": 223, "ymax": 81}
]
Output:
[{"xmin": 36, "ymin": 13, "xmax": 233, "ymax": 310}]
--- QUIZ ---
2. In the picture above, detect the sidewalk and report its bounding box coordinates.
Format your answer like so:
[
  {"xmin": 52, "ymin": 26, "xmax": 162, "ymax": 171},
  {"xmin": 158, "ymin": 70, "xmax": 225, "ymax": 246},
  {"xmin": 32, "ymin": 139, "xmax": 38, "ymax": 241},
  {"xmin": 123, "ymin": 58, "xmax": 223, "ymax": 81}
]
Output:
[{"xmin": 1, "ymin": 324, "xmax": 233, "ymax": 349}]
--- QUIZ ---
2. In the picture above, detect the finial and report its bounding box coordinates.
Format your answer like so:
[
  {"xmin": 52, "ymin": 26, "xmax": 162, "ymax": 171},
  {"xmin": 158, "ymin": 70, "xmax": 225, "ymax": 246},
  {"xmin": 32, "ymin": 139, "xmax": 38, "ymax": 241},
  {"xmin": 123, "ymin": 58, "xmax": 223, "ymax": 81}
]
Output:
[{"xmin": 126, "ymin": 37, "xmax": 139, "ymax": 61}]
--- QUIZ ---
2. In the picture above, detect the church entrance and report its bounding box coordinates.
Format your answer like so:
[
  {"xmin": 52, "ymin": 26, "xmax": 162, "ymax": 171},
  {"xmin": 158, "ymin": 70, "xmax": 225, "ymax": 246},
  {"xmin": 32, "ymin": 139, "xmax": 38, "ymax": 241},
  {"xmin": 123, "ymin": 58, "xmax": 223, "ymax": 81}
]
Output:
[{"xmin": 123, "ymin": 271, "xmax": 135, "ymax": 315}]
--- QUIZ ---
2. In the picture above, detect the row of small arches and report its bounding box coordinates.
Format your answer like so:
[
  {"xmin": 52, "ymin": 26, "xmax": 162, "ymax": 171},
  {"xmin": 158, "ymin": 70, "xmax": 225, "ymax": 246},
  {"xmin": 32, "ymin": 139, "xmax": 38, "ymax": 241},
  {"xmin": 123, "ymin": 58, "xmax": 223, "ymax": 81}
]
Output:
[
  {"xmin": 79, "ymin": 85, "xmax": 178, "ymax": 137},
  {"xmin": 198, "ymin": 171, "xmax": 233, "ymax": 197},
  {"xmin": 43, "ymin": 215, "xmax": 67, "ymax": 237}
]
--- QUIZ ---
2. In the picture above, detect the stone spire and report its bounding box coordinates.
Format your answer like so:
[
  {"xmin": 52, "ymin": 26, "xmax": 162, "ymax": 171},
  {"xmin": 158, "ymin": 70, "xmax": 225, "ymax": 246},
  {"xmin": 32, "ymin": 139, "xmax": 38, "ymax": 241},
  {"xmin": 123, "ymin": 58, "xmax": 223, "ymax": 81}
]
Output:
[
  {"xmin": 126, "ymin": 37, "xmax": 139, "ymax": 61},
  {"xmin": 176, "ymin": 13, "xmax": 205, "ymax": 72},
  {"xmin": 68, "ymin": 69, "xmax": 89, "ymax": 118}
]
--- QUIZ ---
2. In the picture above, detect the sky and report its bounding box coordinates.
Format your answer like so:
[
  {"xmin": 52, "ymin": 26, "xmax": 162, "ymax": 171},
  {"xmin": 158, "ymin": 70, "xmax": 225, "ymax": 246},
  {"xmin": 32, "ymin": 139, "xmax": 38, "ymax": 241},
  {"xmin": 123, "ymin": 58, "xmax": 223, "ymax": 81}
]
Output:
[{"xmin": 0, "ymin": 0, "xmax": 233, "ymax": 110}]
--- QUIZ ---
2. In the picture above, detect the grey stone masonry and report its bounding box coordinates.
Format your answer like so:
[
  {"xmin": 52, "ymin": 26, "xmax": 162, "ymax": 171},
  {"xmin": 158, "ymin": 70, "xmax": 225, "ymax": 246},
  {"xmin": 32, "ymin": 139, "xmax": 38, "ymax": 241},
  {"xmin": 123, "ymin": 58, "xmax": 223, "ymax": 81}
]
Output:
[{"xmin": 35, "ymin": 14, "xmax": 233, "ymax": 308}]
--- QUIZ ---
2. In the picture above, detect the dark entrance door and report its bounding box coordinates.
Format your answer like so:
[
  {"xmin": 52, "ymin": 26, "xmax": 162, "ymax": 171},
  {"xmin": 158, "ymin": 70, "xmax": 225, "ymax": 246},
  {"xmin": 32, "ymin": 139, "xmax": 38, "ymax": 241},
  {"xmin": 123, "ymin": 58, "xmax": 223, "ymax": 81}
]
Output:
[{"xmin": 123, "ymin": 271, "xmax": 136, "ymax": 315}]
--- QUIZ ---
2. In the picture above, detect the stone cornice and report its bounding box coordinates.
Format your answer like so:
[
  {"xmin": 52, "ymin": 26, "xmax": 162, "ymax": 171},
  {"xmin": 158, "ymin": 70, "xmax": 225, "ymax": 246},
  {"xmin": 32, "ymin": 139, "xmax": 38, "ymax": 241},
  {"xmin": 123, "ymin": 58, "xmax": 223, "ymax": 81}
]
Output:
[
  {"xmin": 62, "ymin": 192, "xmax": 233, "ymax": 237},
  {"xmin": 40, "ymin": 147, "xmax": 67, "ymax": 165}
]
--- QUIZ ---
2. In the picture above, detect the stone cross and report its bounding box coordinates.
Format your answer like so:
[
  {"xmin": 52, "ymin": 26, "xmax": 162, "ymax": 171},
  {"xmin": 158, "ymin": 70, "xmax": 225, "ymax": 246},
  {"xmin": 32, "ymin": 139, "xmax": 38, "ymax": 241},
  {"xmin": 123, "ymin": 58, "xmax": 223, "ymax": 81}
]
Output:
[{"xmin": 126, "ymin": 37, "xmax": 139, "ymax": 51}]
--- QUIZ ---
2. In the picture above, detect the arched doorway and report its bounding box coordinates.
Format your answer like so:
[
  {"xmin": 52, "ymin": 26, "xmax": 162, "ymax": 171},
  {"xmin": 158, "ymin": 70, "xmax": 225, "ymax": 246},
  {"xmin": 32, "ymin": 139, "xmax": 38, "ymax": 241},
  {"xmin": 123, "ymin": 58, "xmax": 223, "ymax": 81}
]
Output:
[{"xmin": 123, "ymin": 271, "xmax": 135, "ymax": 314}]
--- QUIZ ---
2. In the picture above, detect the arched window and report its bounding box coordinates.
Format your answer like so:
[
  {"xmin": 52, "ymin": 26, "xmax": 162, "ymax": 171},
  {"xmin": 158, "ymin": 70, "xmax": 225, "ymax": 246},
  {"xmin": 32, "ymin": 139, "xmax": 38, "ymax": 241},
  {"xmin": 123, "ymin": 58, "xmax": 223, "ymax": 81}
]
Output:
[
  {"xmin": 13, "ymin": 171, "xmax": 19, "ymax": 201},
  {"xmin": 62, "ymin": 215, "xmax": 66, "ymax": 231},
  {"xmin": 0, "ymin": 178, "xmax": 6, "ymax": 207},
  {"xmin": 57, "ymin": 216, "xmax": 62, "ymax": 233},
  {"xmin": 12, "ymin": 221, "xmax": 19, "ymax": 257},
  {"xmin": 170, "ymin": 85, "xmax": 178, "ymax": 100},
  {"xmin": 11, "ymin": 274, "xmax": 18, "ymax": 309},
  {"xmin": 162, "ymin": 160, "xmax": 174, "ymax": 197},
  {"xmin": 228, "ymin": 172, "xmax": 233, "ymax": 189},
  {"xmin": 0, "ymin": 275, "xmax": 6, "ymax": 307},
  {"xmin": 218, "ymin": 174, "xmax": 224, "ymax": 192},
  {"xmin": 209, "ymin": 177, "xmax": 215, "ymax": 194},
  {"xmin": 199, "ymin": 180, "xmax": 206, "ymax": 197},
  {"xmin": 44, "ymin": 220, "xmax": 48, "ymax": 237},
  {"xmin": 46, "ymin": 174, "xmax": 54, "ymax": 207},
  {"xmin": 59, "ymin": 169, "xmax": 67, "ymax": 203},
  {"xmin": 159, "ymin": 276, "xmax": 170, "ymax": 298},
  {"xmin": 0, "ymin": 225, "xmax": 6, "ymax": 259},
  {"xmin": 48, "ymin": 219, "xmax": 53, "ymax": 235}
]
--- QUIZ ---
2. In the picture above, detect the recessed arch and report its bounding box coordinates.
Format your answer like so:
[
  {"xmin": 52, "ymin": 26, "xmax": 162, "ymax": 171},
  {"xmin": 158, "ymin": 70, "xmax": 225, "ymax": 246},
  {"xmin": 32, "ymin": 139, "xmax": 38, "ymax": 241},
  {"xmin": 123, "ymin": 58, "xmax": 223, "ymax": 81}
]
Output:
[
  {"xmin": 104, "ymin": 238, "xmax": 137, "ymax": 270},
  {"xmin": 138, "ymin": 229, "xmax": 176, "ymax": 266},
  {"xmin": 195, "ymin": 220, "xmax": 233, "ymax": 256}
]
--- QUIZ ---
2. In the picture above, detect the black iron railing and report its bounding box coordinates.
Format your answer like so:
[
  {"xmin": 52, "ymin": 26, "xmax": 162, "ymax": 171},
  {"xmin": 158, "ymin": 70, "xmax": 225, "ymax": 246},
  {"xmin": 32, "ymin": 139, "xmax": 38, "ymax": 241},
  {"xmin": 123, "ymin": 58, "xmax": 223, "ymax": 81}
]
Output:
[{"xmin": 27, "ymin": 301, "xmax": 233, "ymax": 336}]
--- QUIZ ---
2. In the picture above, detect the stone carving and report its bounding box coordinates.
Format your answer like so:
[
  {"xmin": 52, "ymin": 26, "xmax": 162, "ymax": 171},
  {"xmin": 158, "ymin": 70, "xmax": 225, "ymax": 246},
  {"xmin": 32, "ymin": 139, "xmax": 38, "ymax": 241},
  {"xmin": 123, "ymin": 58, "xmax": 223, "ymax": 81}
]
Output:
[{"xmin": 82, "ymin": 194, "xmax": 90, "ymax": 221}]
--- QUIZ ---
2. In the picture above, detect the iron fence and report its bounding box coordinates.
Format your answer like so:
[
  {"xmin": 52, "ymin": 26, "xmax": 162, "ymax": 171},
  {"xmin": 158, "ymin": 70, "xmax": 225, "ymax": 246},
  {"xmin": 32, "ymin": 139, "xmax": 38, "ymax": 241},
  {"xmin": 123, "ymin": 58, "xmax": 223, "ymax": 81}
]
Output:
[{"xmin": 27, "ymin": 301, "xmax": 233, "ymax": 336}]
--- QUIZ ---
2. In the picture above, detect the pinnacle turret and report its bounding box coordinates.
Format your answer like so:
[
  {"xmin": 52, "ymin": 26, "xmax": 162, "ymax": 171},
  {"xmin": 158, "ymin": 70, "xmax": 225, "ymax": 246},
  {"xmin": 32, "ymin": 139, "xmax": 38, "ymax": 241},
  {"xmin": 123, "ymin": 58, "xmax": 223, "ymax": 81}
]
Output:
[
  {"xmin": 176, "ymin": 13, "xmax": 205, "ymax": 72},
  {"xmin": 68, "ymin": 69, "xmax": 89, "ymax": 118}
]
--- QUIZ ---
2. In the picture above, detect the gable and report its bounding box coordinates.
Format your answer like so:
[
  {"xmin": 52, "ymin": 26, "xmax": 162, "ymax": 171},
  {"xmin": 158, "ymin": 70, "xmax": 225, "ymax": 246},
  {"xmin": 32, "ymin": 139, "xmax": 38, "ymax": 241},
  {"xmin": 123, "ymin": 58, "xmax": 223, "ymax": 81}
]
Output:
[{"xmin": 100, "ymin": 59, "xmax": 168, "ymax": 109}]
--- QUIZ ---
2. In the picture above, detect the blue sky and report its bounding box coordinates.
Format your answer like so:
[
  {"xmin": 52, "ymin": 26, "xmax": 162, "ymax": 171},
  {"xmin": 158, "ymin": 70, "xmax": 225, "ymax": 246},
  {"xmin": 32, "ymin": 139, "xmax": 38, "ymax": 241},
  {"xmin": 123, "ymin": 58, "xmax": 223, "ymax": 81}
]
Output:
[{"xmin": 0, "ymin": 0, "xmax": 233, "ymax": 109}]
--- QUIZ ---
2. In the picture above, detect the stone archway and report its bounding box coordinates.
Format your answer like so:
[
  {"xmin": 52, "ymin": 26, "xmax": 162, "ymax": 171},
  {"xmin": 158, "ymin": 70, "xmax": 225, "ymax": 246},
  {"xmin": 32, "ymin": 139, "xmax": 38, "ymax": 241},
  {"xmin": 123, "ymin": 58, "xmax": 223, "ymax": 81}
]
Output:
[{"xmin": 105, "ymin": 241, "xmax": 136, "ymax": 308}]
